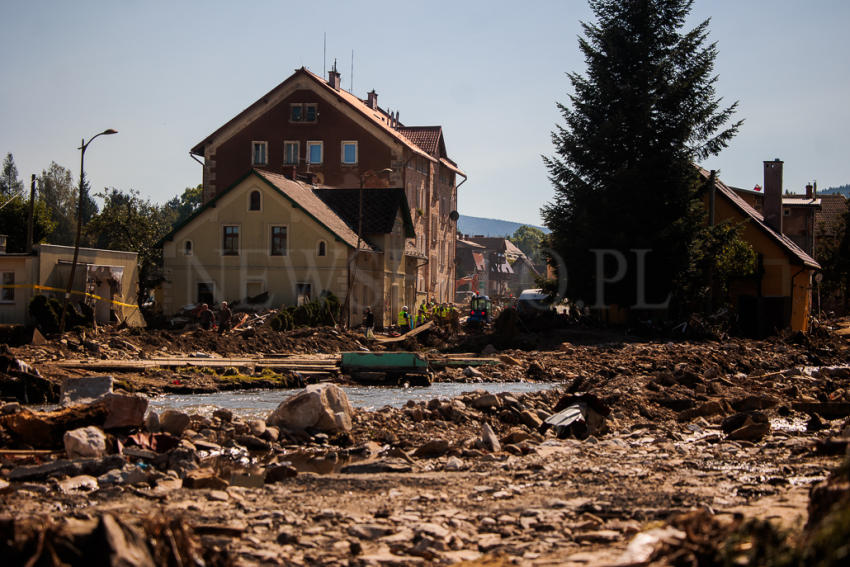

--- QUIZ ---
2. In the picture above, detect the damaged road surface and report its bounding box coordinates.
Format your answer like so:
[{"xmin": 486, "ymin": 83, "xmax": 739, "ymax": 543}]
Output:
[{"xmin": 1, "ymin": 322, "xmax": 850, "ymax": 565}]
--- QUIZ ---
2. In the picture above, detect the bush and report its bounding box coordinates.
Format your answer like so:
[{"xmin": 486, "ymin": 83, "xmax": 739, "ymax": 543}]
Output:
[
  {"xmin": 28, "ymin": 295, "xmax": 92, "ymax": 334},
  {"xmin": 268, "ymin": 291, "xmax": 340, "ymax": 332}
]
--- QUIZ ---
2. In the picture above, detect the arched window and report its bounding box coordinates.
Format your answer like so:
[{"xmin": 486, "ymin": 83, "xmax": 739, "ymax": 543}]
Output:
[
  {"xmin": 249, "ymin": 190, "xmax": 261, "ymax": 211},
  {"xmin": 317, "ymin": 240, "xmax": 327, "ymax": 257},
  {"xmin": 184, "ymin": 240, "xmax": 193, "ymax": 255}
]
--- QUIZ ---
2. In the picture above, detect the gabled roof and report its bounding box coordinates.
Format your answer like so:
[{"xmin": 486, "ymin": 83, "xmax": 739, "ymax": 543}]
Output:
[
  {"xmin": 158, "ymin": 169, "xmax": 372, "ymax": 251},
  {"xmin": 312, "ymin": 187, "xmax": 416, "ymax": 239},
  {"xmin": 699, "ymin": 169, "xmax": 819, "ymax": 269},
  {"xmin": 190, "ymin": 67, "xmax": 466, "ymax": 179}
]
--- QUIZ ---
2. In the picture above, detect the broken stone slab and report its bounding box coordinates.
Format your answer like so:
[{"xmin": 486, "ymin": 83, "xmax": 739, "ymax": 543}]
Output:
[
  {"xmin": 479, "ymin": 423, "xmax": 501, "ymax": 453},
  {"xmin": 545, "ymin": 399, "xmax": 608, "ymax": 440},
  {"xmin": 792, "ymin": 402, "xmax": 850, "ymax": 420},
  {"xmin": 60, "ymin": 375, "xmax": 114, "ymax": 406},
  {"xmin": 234, "ymin": 434, "xmax": 271, "ymax": 452},
  {"xmin": 413, "ymin": 439, "xmax": 450, "ymax": 458},
  {"xmin": 9, "ymin": 454, "xmax": 126, "ymax": 481},
  {"xmin": 264, "ymin": 463, "xmax": 298, "ymax": 483},
  {"xmin": 266, "ymin": 383, "xmax": 353, "ymax": 434},
  {"xmin": 182, "ymin": 468, "xmax": 229, "ymax": 490},
  {"xmin": 97, "ymin": 465, "xmax": 149, "ymax": 487},
  {"xmin": 722, "ymin": 411, "xmax": 770, "ymax": 442},
  {"xmin": 58, "ymin": 474, "xmax": 99, "ymax": 494},
  {"xmin": 63, "ymin": 425, "xmax": 107, "ymax": 459},
  {"xmin": 469, "ymin": 393, "xmax": 501, "ymax": 411},
  {"xmin": 347, "ymin": 523, "xmax": 394, "ymax": 540},
  {"xmin": 340, "ymin": 460, "xmax": 413, "ymax": 474},
  {"xmin": 102, "ymin": 393, "xmax": 149, "ymax": 429}
]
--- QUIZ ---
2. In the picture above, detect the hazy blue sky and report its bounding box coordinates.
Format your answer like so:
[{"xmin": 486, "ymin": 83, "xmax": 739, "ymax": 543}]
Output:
[{"xmin": 2, "ymin": 0, "xmax": 848, "ymax": 226}]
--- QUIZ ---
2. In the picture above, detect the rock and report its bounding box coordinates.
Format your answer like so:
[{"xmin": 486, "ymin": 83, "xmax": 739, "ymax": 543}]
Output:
[
  {"xmin": 792, "ymin": 402, "xmax": 850, "ymax": 420},
  {"xmin": 102, "ymin": 393, "xmax": 148, "ymax": 429},
  {"xmin": 144, "ymin": 411, "xmax": 160, "ymax": 433},
  {"xmin": 234, "ymin": 434, "xmax": 271, "ymax": 451},
  {"xmin": 463, "ymin": 366, "xmax": 484, "ymax": 378},
  {"xmin": 519, "ymin": 409, "xmax": 542, "ymax": 429},
  {"xmin": 182, "ymin": 468, "xmax": 229, "ymax": 490},
  {"xmin": 58, "ymin": 475, "xmax": 99, "ymax": 493},
  {"xmin": 159, "ymin": 409, "xmax": 190, "ymax": 436},
  {"xmin": 97, "ymin": 465, "xmax": 148, "ymax": 487},
  {"xmin": 60, "ymin": 375, "xmax": 114, "ymax": 406},
  {"xmin": 500, "ymin": 428, "xmax": 535, "ymax": 445},
  {"xmin": 676, "ymin": 400, "xmax": 729, "ymax": 422},
  {"xmin": 413, "ymin": 439, "xmax": 450, "ymax": 458},
  {"xmin": 479, "ymin": 423, "xmax": 501, "ymax": 452},
  {"xmin": 470, "ymin": 393, "xmax": 501, "ymax": 411},
  {"xmin": 213, "ymin": 408, "xmax": 233, "ymax": 422},
  {"xmin": 9, "ymin": 455, "xmax": 126, "ymax": 481},
  {"xmin": 265, "ymin": 464, "xmax": 298, "ymax": 483},
  {"xmin": 348, "ymin": 524, "xmax": 394, "ymax": 540},
  {"xmin": 498, "ymin": 354, "xmax": 521, "ymax": 366},
  {"xmin": 340, "ymin": 460, "xmax": 413, "ymax": 474},
  {"xmin": 248, "ymin": 419, "xmax": 267, "ymax": 437},
  {"xmin": 445, "ymin": 456, "xmax": 465, "ymax": 471},
  {"xmin": 732, "ymin": 395, "xmax": 778, "ymax": 412},
  {"xmin": 481, "ymin": 344, "xmax": 498, "ymax": 356},
  {"xmin": 722, "ymin": 411, "xmax": 770, "ymax": 442},
  {"xmin": 64, "ymin": 425, "xmax": 107, "ymax": 459},
  {"xmin": 266, "ymin": 383, "xmax": 353, "ymax": 434}
]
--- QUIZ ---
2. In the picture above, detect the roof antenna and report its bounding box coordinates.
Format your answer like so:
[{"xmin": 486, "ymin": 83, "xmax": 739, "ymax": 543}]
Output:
[
  {"xmin": 350, "ymin": 49, "xmax": 354, "ymax": 92},
  {"xmin": 323, "ymin": 32, "xmax": 326, "ymax": 77}
]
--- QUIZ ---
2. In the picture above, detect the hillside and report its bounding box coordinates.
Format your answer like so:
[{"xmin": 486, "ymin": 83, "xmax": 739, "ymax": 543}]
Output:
[
  {"xmin": 457, "ymin": 214, "xmax": 549, "ymax": 237},
  {"xmin": 821, "ymin": 184, "xmax": 850, "ymax": 197}
]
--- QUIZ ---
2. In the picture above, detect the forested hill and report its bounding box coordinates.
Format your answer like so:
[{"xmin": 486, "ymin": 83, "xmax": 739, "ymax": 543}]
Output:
[
  {"xmin": 457, "ymin": 215, "xmax": 549, "ymax": 237},
  {"xmin": 821, "ymin": 184, "xmax": 850, "ymax": 197}
]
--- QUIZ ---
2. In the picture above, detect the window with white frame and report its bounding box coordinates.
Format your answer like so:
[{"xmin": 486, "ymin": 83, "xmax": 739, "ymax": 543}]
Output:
[
  {"xmin": 283, "ymin": 141, "xmax": 299, "ymax": 165},
  {"xmin": 1, "ymin": 272, "xmax": 14, "ymax": 302},
  {"xmin": 341, "ymin": 141, "xmax": 358, "ymax": 165},
  {"xmin": 306, "ymin": 141, "xmax": 323, "ymax": 164},
  {"xmin": 252, "ymin": 141, "xmax": 268, "ymax": 165},
  {"xmin": 222, "ymin": 225, "xmax": 240, "ymax": 255},
  {"xmin": 270, "ymin": 225, "xmax": 287, "ymax": 256}
]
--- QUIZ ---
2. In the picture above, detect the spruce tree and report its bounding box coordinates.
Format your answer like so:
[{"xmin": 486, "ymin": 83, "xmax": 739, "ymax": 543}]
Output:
[{"xmin": 542, "ymin": 0, "xmax": 741, "ymax": 312}]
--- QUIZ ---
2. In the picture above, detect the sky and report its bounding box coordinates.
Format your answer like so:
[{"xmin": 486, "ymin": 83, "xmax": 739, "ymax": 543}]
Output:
[{"xmin": 1, "ymin": 0, "xmax": 849, "ymax": 227}]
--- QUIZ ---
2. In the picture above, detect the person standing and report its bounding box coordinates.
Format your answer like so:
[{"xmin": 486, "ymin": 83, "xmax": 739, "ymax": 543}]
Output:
[
  {"xmin": 218, "ymin": 301, "xmax": 232, "ymax": 335},
  {"xmin": 362, "ymin": 306, "xmax": 375, "ymax": 339},
  {"xmin": 197, "ymin": 303, "xmax": 214, "ymax": 330},
  {"xmin": 397, "ymin": 306, "xmax": 411, "ymax": 333}
]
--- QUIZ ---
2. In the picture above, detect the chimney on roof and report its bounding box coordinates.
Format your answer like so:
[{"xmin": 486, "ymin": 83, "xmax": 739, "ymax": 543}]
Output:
[
  {"xmin": 328, "ymin": 60, "xmax": 341, "ymax": 90},
  {"xmin": 806, "ymin": 183, "xmax": 813, "ymax": 199},
  {"xmin": 367, "ymin": 90, "xmax": 378, "ymax": 110},
  {"xmin": 763, "ymin": 159, "xmax": 784, "ymax": 234}
]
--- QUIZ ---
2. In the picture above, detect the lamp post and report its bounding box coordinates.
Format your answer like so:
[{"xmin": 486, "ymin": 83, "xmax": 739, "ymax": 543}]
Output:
[
  {"xmin": 59, "ymin": 128, "xmax": 117, "ymax": 333},
  {"xmin": 342, "ymin": 167, "xmax": 393, "ymax": 328}
]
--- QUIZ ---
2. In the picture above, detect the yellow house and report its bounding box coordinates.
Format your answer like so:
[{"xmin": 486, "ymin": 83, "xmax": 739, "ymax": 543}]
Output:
[
  {"xmin": 701, "ymin": 163, "xmax": 820, "ymax": 334},
  {"xmin": 0, "ymin": 243, "xmax": 143, "ymax": 327},
  {"xmin": 159, "ymin": 169, "xmax": 417, "ymax": 327}
]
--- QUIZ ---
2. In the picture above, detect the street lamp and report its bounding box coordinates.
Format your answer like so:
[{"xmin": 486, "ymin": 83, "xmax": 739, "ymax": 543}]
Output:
[
  {"xmin": 59, "ymin": 128, "xmax": 117, "ymax": 333},
  {"xmin": 342, "ymin": 167, "xmax": 393, "ymax": 328}
]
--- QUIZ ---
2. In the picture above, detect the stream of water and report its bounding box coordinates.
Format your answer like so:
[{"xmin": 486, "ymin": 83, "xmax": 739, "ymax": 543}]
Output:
[{"xmin": 148, "ymin": 381, "xmax": 561, "ymax": 419}]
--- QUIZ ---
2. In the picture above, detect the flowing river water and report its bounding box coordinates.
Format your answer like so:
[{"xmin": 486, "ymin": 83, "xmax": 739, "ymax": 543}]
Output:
[{"xmin": 149, "ymin": 381, "xmax": 561, "ymax": 420}]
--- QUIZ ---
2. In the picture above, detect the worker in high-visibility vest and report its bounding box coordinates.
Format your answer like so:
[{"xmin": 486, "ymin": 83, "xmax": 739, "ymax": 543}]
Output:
[
  {"xmin": 416, "ymin": 306, "xmax": 428, "ymax": 327},
  {"xmin": 397, "ymin": 306, "xmax": 411, "ymax": 333}
]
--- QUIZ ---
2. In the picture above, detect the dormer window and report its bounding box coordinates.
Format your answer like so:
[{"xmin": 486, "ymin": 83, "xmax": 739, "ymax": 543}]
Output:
[
  {"xmin": 290, "ymin": 103, "xmax": 317, "ymax": 123},
  {"xmin": 252, "ymin": 141, "xmax": 267, "ymax": 165}
]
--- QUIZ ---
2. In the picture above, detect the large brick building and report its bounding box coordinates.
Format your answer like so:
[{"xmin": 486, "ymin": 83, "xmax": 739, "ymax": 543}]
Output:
[{"xmin": 189, "ymin": 66, "xmax": 465, "ymax": 304}]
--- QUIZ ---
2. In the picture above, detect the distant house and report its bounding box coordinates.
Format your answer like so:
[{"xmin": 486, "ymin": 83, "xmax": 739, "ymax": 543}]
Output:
[
  {"xmin": 158, "ymin": 170, "xmax": 416, "ymax": 327},
  {"xmin": 0, "ymin": 242, "xmax": 143, "ymax": 327},
  {"xmin": 188, "ymin": 65, "xmax": 465, "ymax": 304},
  {"xmin": 455, "ymin": 236, "xmax": 539, "ymax": 299},
  {"xmin": 701, "ymin": 160, "xmax": 820, "ymax": 334}
]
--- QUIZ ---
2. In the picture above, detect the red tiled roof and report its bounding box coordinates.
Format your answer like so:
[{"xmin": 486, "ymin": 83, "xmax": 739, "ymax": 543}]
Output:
[
  {"xmin": 699, "ymin": 169, "xmax": 819, "ymax": 269},
  {"xmin": 396, "ymin": 126, "xmax": 442, "ymax": 156}
]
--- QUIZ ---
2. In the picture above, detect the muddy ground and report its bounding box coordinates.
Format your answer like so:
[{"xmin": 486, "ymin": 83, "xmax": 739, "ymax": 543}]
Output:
[{"xmin": 1, "ymin": 320, "xmax": 849, "ymax": 565}]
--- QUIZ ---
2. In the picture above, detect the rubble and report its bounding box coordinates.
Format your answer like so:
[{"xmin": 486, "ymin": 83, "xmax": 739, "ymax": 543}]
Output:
[{"xmin": 0, "ymin": 318, "xmax": 847, "ymax": 564}]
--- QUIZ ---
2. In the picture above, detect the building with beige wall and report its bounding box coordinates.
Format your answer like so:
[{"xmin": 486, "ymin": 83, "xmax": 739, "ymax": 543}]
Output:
[
  {"xmin": 0, "ymin": 243, "xmax": 143, "ymax": 327},
  {"xmin": 159, "ymin": 170, "xmax": 416, "ymax": 327},
  {"xmin": 189, "ymin": 66, "xmax": 464, "ymax": 304}
]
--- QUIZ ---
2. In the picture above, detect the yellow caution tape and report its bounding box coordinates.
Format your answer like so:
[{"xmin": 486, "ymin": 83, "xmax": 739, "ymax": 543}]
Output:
[{"xmin": 0, "ymin": 283, "xmax": 139, "ymax": 310}]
